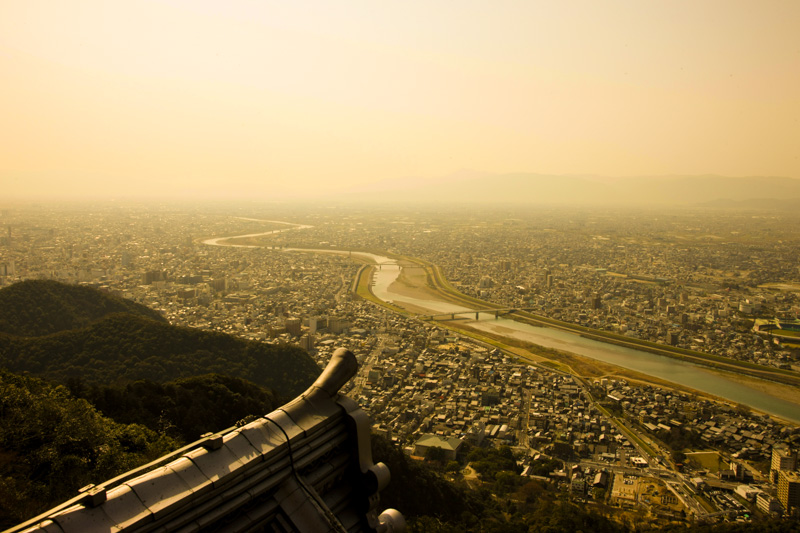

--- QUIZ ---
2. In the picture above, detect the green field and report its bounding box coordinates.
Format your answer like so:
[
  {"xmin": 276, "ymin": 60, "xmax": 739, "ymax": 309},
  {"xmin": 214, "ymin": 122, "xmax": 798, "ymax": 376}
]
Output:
[{"xmin": 686, "ymin": 451, "xmax": 725, "ymax": 471}]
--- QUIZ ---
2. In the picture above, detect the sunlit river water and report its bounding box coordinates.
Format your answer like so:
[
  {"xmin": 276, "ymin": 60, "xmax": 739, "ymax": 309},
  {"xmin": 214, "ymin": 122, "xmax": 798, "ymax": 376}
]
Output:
[
  {"xmin": 207, "ymin": 231, "xmax": 800, "ymax": 423},
  {"xmin": 361, "ymin": 256, "xmax": 800, "ymax": 423}
]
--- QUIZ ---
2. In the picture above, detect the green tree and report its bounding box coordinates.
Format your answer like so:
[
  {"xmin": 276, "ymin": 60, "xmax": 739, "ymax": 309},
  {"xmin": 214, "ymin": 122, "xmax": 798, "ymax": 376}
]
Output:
[
  {"xmin": 425, "ymin": 446, "xmax": 447, "ymax": 465},
  {"xmin": 0, "ymin": 370, "xmax": 178, "ymax": 528}
]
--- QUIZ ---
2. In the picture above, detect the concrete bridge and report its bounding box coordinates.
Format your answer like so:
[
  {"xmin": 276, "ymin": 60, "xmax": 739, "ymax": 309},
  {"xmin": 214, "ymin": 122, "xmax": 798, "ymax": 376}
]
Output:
[
  {"xmin": 424, "ymin": 307, "xmax": 537, "ymax": 321},
  {"xmin": 10, "ymin": 349, "xmax": 404, "ymax": 533}
]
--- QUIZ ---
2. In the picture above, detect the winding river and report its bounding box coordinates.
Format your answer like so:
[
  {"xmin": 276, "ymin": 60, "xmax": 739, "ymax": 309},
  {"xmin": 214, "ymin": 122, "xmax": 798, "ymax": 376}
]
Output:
[
  {"xmin": 201, "ymin": 219, "xmax": 313, "ymax": 247},
  {"xmin": 205, "ymin": 227, "xmax": 800, "ymax": 423},
  {"xmin": 366, "ymin": 257, "xmax": 800, "ymax": 422}
]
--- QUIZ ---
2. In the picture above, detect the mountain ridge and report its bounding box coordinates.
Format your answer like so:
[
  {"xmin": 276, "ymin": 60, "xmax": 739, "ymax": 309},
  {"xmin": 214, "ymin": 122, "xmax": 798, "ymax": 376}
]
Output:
[
  {"xmin": 0, "ymin": 279, "xmax": 167, "ymax": 337},
  {"xmin": 0, "ymin": 280, "xmax": 320, "ymax": 400},
  {"xmin": 337, "ymin": 173, "xmax": 800, "ymax": 206}
]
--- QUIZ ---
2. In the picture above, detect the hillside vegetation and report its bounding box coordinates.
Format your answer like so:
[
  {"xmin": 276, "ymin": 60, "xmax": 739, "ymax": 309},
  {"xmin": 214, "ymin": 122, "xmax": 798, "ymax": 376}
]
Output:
[
  {"xmin": 0, "ymin": 279, "xmax": 166, "ymax": 336},
  {"xmin": 0, "ymin": 280, "xmax": 319, "ymax": 528},
  {"xmin": 373, "ymin": 435, "xmax": 621, "ymax": 533},
  {"xmin": 0, "ymin": 369, "xmax": 178, "ymax": 529},
  {"xmin": 67, "ymin": 374, "xmax": 278, "ymax": 443},
  {"xmin": 0, "ymin": 281, "xmax": 320, "ymax": 400}
]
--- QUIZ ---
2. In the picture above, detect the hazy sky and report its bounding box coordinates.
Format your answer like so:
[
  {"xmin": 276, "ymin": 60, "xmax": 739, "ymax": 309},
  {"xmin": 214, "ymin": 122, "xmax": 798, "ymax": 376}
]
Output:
[{"xmin": 1, "ymin": 1, "xmax": 798, "ymax": 200}]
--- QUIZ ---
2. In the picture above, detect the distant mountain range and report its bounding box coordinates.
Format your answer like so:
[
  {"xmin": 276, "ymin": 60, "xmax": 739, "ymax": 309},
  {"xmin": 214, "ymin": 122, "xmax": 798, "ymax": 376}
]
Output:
[{"xmin": 338, "ymin": 173, "xmax": 800, "ymax": 207}]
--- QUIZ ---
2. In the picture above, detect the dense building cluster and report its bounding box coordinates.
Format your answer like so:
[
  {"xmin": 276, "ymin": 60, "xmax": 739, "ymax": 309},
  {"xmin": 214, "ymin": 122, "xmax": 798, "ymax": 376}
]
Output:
[{"xmin": 2, "ymin": 203, "xmax": 800, "ymax": 521}]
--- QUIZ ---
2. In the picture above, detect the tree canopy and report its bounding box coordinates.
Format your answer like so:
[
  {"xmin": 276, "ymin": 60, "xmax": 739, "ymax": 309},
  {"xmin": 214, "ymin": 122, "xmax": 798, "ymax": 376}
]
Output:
[
  {"xmin": 0, "ymin": 369, "xmax": 178, "ymax": 528},
  {"xmin": 0, "ymin": 312, "xmax": 319, "ymax": 400},
  {"xmin": 68, "ymin": 373, "xmax": 279, "ymax": 443},
  {"xmin": 0, "ymin": 279, "xmax": 166, "ymax": 336}
]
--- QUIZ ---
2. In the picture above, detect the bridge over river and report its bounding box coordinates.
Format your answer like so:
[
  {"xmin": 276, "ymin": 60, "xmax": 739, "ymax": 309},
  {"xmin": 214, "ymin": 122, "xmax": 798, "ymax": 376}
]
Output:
[
  {"xmin": 205, "ymin": 224, "xmax": 800, "ymax": 423},
  {"xmin": 424, "ymin": 307, "xmax": 537, "ymax": 320}
]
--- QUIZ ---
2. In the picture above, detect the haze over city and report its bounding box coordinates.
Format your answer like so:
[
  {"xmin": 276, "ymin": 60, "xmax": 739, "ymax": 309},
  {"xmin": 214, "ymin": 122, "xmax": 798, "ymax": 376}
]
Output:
[
  {"xmin": 2, "ymin": 0, "xmax": 799, "ymax": 201},
  {"xmin": 3, "ymin": 2, "xmax": 800, "ymax": 531}
]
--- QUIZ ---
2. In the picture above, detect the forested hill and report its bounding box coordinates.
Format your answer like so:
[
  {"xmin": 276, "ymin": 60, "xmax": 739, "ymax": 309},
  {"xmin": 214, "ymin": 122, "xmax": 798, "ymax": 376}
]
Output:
[
  {"xmin": 0, "ymin": 280, "xmax": 321, "ymax": 527},
  {"xmin": 0, "ymin": 279, "xmax": 166, "ymax": 336},
  {"xmin": 0, "ymin": 369, "xmax": 179, "ymax": 529},
  {"xmin": 0, "ymin": 280, "xmax": 320, "ymax": 400},
  {"xmin": 0, "ymin": 368, "xmax": 287, "ymax": 528},
  {"xmin": 68, "ymin": 374, "xmax": 280, "ymax": 443},
  {"xmin": 0, "ymin": 313, "xmax": 319, "ymax": 400}
]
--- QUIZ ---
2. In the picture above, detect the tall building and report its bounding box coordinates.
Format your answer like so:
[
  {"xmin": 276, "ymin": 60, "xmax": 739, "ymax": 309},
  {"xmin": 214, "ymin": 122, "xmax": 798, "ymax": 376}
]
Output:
[
  {"xmin": 209, "ymin": 277, "xmax": 227, "ymax": 292},
  {"xmin": 285, "ymin": 317, "xmax": 302, "ymax": 337},
  {"xmin": 299, "ymin": 333, "xmax": 315, "ymax": 351},
  {"xmin": 328, "ymin": 316, "xmax": 347, "ymax": 334},
  {"xmin": 771, "ymin": 446, "xmax": 797, "ymax": 483},
  {"xmin": 142, "ymin": 270, "xmax": 166, "ymax": 285},
  {"xmin": 729, "ymin": 461, "xmax": 745, "ymax": 481},
  {"xmin": 777, "ymin": 470, "xmax": 800, "ymax": 513},
  {"xmin": 666, "ymin": 331, "xmax": 679, "ymax": 346},
  {"xmin": 757, "ymin": 492, "xmax": 783, "ymax": 514}
]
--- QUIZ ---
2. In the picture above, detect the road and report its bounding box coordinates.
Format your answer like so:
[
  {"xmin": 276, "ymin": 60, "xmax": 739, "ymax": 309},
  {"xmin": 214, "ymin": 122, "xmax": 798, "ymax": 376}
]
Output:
[{"xmin": 351, "ymin": 334, "xmax": 388, "ymax": 398}]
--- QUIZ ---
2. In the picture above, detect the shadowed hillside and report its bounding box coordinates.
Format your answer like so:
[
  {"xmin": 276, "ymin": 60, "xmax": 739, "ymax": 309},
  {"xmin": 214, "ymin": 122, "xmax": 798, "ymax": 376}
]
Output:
[
  {"xmin": 0, "ymin": 312, "xmax": 319, "ymax": 400},
  {"xmin": 0, "ymin": 280, "xmax": 320, "ymax": 400},
  {"xmin": 67, "ymin": 373, "xmax": 279, "ymax": 443},
  {"xmin": 0, "ymin": 279, "xmax": 167, "ymax": 337},
  {"xmin": 0, "ymin": 280, "xmax": 320, "ymax": 527},
  {"xmin": 0, "ymin": 369, "xmax": 178, "ymax": 529}
]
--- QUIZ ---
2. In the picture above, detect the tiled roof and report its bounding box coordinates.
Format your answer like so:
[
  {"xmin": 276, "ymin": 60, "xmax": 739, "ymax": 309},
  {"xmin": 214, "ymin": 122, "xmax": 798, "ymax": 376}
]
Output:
[{"xmin": 11, "ymin": 349, "xmax": 405, "ymax": 533}]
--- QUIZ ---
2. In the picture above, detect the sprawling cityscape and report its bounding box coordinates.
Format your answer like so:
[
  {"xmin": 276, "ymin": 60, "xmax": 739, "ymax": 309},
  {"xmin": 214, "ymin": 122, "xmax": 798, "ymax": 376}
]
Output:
[
  {"xmin": 1, "ymin": 202, "xmax": 799, "ymax": 528},
  {"xmin": 4, "ymin": 1, "xmax": 800, "ymax": 530}
]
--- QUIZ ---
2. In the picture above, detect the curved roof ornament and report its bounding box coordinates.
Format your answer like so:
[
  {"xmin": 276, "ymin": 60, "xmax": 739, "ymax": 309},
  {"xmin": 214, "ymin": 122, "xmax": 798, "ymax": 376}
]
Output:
[{"xmin": 10, "ymin": 348, "xmax": 404, "ymax": 533}]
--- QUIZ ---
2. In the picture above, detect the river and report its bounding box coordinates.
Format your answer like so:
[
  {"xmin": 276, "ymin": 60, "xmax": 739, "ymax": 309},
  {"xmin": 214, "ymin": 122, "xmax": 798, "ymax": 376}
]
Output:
[
  {"xmin": 201, "ymin": 220, "xmax": 313, "ymax": 247},
  {"xmin": 205, "ymin": 226, "xmax": 800, "ymax": 423},
  {"xmin": 360, "ymin": 255, "xmax": 800, "ymax": 423}
]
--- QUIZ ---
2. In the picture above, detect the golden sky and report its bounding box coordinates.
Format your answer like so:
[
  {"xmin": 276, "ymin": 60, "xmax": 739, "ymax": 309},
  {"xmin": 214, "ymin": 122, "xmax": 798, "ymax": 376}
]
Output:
[{"xmin": 1, "ymin": 1, "xmax": 798, "ymax": 200}]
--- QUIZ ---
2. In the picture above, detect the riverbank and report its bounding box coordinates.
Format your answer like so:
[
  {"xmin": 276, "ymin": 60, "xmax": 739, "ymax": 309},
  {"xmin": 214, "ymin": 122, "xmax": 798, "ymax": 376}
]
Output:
[
  {"xmin": 389, "ymin": 261, "xmax": 443, "ymax": 301},
  {"xmin": 363, "ymin": 254, "xmax": 800, "ymax": 422},
  {"xmin": 200, "ymin": 220, "xmax": 313, "ymax": 247},
  {"xmin": 402, "ymin": 258, "xmax": 800, "ymax": 389},
  {"xmin": 446, "ymin": 320, "xmax": 727, "ymax": 399},
  {"xmin": 716, "ymin": 370, "xmax": 800, "ymax": 407},
  {"xmin": 200, "ymin": 224, "xmax": 800, "ymax": 423},
  {"xmin": 379, "ymin": 288, "xmax": 800, "ymax": 423},
  {"xmin": 377, "ymin": 261, "xmax": 721, "ymax": 397}
]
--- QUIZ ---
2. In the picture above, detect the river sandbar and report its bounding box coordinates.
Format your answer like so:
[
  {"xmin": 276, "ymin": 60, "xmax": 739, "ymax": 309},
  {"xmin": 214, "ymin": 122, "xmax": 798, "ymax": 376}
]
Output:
[{"xmin": 386, "ymin": 262, "xmax": 442, "ymax": 301}]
